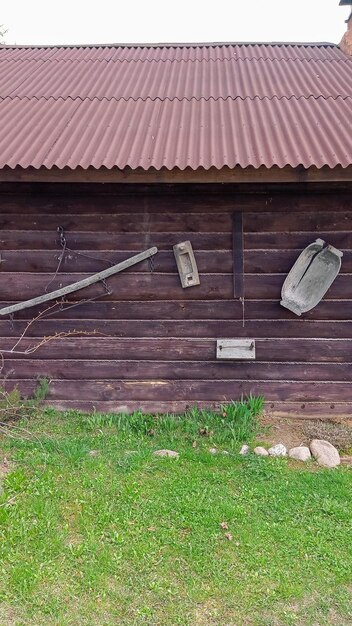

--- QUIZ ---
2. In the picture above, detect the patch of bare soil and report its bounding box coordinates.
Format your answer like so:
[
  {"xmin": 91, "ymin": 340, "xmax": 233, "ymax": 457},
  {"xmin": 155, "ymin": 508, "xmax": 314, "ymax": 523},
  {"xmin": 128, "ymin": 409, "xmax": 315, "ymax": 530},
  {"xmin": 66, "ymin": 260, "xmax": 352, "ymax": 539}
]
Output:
[
  {"xmin": 303, "ymin": 420, "xmax": 352, "ymax": 452},
  {"xmin": 0, "ymin": 604, "xmax": 20, "ymax": 626},
  {"xmin": 259, "ymin": 414, "xmax": 352, "ymax": 453},
  {"xmin": 259, "ymin": 415, "xmax": 309, "ymax": 449},
  {"xmin": 262, "ymin": 586, "xmax": 352, "ymax": 626},
  {"xmin": 193, "ymin": 601, "xmax": 219, "ymax": 626}
]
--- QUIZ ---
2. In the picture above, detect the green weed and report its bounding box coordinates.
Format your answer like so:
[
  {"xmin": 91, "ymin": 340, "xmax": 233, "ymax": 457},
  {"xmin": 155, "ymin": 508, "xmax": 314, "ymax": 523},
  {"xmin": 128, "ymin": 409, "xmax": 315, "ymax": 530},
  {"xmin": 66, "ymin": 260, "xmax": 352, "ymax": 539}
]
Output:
[{"xmin": 0, "ymin": 377, "xmax": 49, "ymax": 423}]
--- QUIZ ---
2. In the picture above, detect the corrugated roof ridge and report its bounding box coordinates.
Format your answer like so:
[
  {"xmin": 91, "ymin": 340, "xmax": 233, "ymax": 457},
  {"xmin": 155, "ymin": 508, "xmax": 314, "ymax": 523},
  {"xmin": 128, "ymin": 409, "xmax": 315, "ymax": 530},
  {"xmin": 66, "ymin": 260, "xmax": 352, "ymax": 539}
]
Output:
[
  {"xmin": 0, "ymin": 41, "xmax": 338, "ymax": 50},
  {"xmin": 1, "ymin": 95, "xmax": 351, "ymax": 103},
  {"xmin": 1, "ymin": 56, "xmax": 349, "ymax": 63},
  {"xmin": 4, "ymin": 161, "xmax": 349, "ymax": 172}
]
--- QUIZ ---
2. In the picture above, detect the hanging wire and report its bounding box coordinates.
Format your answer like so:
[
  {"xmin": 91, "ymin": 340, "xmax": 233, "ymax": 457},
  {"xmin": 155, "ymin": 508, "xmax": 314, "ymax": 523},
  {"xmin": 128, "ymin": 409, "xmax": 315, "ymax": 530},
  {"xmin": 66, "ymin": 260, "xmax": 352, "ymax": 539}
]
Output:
[
  {"xmin": 8, "ymin": 312, "xmax": 15, "ymax": 331},
  {"xmin": 40, "ymin": 227, "xmax": 114, "ymax": 318},
  {"xmin": 240, "ymin": 296, "xmax": 245, "ymax": 328},
  {"xmin": 44, "ymin": 290, "xmax": 112, "ymax": 317},
  {"xmin": 101, "ymin": 278, "xmax": 112, "ymax": 295},
  {"xmin": 44, "ymin": 226, "xmax": 67, "ymax": 292},
  {"xmin": 45, "ymin": 225, "xmax": 116, "ymax": 294},
  {"xmin": 65, "ymin": 246, "xmax": 115, "ymax": 268},
  {"xmin": 148, "ymin": 255, "xmax": 155, "ymax": 273}
]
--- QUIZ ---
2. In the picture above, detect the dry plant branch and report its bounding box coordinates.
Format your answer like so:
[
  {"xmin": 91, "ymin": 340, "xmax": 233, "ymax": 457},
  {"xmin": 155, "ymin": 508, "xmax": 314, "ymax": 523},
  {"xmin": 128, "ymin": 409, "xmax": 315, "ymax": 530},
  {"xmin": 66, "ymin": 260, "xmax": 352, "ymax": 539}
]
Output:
[
  {"xmin": 0, "ymin": 273, "xmax": 113, "ymax": 424},
  {"xmin": 0, "ymin": 299, "xmax": 109, "ymax": 424},
  {"xmin": 0, "ymin": 300, "xmax": 109, "ymax": 358},
  {"xmin": 10, "ymin": 301, "xmax": 60, "ymax": 352},
  {"xmin": 21, "ymin": 328, "xmax": 108, "ymax": 356}
]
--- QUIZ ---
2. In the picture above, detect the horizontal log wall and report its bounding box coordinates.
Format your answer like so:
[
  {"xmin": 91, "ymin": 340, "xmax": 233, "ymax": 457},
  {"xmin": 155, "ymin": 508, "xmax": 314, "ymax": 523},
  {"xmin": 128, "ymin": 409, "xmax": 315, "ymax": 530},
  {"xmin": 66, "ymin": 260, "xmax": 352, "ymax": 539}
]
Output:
[{"xmin": 0, "ymin": 183, "xmax": 352, "ymax": 417}]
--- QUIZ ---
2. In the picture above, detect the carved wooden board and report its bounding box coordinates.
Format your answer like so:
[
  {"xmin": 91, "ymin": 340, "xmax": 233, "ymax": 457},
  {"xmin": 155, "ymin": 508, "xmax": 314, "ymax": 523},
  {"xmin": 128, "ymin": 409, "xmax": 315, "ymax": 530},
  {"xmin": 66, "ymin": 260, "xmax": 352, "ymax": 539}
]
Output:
[{"xmin": 216, "ymin": 339, "xmax": 256, "ymax": 360}]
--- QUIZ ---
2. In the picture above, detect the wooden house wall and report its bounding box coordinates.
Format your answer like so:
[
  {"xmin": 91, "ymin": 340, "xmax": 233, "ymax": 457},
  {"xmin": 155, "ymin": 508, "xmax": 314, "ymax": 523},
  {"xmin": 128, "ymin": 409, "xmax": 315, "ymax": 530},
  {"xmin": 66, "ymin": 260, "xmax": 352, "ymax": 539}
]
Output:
[{"xmin": 0, "ymin": 184, "xmax": 351, "ymax": 417}]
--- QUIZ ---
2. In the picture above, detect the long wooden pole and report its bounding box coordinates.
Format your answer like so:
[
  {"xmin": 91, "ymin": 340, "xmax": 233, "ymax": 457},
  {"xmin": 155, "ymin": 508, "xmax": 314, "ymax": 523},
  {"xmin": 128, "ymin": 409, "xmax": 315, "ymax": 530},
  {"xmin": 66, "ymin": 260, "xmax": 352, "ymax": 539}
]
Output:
[{"xmin": 0, "ymin": 246, "xmax": 158, "ymax": 316}]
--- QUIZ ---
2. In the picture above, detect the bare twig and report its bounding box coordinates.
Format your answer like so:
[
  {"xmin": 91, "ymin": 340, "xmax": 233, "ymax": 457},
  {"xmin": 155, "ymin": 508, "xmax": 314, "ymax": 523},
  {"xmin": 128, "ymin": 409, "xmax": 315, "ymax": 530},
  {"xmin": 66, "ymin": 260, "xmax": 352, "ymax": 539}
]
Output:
[
  {"xmin": 5, "ymin": 328, "xmax": 108, "ymax": 356},
  {"xmin": 0, "ymin": 298, "xmax": 108, "ymax": 358},
  {"xmin": 10, "ymin": 302, "xmax": 61, "ymax": 352}
]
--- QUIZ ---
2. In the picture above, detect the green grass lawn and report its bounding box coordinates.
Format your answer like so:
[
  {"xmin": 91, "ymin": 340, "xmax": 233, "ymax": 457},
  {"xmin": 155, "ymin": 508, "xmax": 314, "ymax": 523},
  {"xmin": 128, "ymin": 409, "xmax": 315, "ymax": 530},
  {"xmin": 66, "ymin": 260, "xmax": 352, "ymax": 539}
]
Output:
[{"xmin": 0, "ymin": 400, "xmax": 351, "ymax": 626}]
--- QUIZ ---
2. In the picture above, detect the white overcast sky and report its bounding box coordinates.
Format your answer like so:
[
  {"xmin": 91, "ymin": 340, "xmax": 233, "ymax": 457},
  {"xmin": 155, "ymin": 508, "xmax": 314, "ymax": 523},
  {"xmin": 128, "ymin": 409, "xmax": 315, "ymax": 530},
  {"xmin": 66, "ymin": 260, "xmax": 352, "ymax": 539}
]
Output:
[{"xmin": 1, "ymin": 0, "xmax": 350, "ymax": 46}]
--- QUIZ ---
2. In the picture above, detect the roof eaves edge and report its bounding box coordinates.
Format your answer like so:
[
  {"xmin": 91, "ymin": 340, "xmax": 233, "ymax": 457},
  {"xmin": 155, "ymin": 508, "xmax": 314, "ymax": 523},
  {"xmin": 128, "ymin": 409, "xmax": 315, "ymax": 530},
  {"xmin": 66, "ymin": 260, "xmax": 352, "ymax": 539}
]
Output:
[{"xmin": 0, "ymin": 41, "xmax": 338, "ymax": 50}]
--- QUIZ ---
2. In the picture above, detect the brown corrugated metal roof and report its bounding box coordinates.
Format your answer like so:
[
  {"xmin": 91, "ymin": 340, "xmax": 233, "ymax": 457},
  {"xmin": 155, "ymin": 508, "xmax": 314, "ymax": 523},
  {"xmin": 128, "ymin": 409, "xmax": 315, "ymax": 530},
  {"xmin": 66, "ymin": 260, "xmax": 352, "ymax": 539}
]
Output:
[
  {"xmin": 2, "ymin": 57, "xmax": 352, "ymax": 100},
  {"xmin": 0, "ymin": 42, "xmax": 349, "ymax": 61},
  {"xmin": 0, "ymin": 42, "xmax": 351, "ymax": 171}
]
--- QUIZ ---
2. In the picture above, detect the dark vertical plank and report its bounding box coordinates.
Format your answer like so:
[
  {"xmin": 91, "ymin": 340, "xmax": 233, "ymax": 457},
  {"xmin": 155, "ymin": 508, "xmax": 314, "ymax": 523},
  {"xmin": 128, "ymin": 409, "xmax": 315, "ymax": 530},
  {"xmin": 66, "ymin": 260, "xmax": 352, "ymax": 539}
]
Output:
[{"xmin": 232, "ymin": 212, "xmax": 244, "ymax": 298}]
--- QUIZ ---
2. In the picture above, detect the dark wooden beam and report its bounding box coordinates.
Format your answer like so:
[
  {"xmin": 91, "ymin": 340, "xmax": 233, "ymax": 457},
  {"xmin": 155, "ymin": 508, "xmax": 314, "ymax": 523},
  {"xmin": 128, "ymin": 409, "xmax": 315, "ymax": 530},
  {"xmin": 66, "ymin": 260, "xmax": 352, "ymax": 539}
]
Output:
[
  {"xmin": 232, "ymin": 212, "xmax": 244, "ymax": 299},
  {"xmin": 0, "ymin": 165, "xmax": 352, "ymax": 184}
]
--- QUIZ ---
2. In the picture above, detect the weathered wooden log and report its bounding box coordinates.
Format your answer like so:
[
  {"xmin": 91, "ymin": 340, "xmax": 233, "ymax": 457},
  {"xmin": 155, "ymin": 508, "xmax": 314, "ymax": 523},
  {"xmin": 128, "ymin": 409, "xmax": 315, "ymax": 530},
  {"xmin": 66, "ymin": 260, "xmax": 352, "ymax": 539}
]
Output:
[{"xmin": 0, "ymin": 247, "xmax": 158, "ymax": 316}]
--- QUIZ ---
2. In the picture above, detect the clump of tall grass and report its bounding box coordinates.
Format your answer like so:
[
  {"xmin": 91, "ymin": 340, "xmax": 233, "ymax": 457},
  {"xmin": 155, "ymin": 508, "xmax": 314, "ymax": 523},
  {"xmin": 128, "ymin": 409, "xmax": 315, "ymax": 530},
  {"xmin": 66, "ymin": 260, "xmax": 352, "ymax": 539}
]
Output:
[
  {"xmin": 0, "ymin": 378, "xmax": 50, "ymax": 423},
  {"xmin": 83, "ymin": 395, "xmax": 264, "ymax": 448}
]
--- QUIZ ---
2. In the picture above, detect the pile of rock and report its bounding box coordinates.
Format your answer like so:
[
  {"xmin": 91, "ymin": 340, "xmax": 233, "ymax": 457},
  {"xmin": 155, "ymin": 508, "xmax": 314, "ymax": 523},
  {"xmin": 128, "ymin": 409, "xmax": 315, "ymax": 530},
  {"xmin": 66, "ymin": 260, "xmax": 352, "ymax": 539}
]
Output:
[
  {"xmin": 240, "ymin": 439, "xmax": 341, "ymax": 468},
  {"xmin": 153, "ymin": 440, "xmax": 343, "ymax": 469}
]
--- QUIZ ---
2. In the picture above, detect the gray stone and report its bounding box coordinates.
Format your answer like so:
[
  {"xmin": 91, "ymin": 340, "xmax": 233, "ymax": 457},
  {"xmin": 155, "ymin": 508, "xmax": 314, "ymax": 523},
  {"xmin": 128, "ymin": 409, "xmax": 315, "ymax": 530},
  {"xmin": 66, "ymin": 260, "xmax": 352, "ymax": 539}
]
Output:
[
  {"xmin": 254, "ymin": 446, "xmax": 269, "ymax": 457},
  {"xmin": 239, "ymin": 444, "xmax": 249, "ymax": 456},
  {"xmin": 268, "ymin": 443, "xmax": 287, "ymax": 457},
  {"xmin": 153, "ymin": 449, "xmax": 179, "ymax": 459},
  {"xmin": 288, "ymin": 446, "xmax": 311, "ymax": 462},
  {"xmin": 209, "ymin": 448, "xmax": 217, "ymax": 455},
  {"xmin": 310, "ymin": 439, "xmax": 340, "ymax": 468}
]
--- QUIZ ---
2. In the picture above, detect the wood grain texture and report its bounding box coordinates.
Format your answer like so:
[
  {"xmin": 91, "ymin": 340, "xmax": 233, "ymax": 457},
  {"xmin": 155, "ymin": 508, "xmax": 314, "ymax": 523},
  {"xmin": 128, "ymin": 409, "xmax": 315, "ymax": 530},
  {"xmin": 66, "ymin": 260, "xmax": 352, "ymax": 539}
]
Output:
[
  {"xmin": 0, "ymin": 272, "xmax": 350, "ymax": 301},
  {"xmin": 0, "ymin": 213, "xmax": 233, "ymax": 233},
  {"xmin": 265, "ymin": 402, "xmax": 352, "ymax": 418},
  {"xmin": 5, "ymin": 378, "xmax": 352, "ymax": 402},
  {"xmin": 0, "ymin": 338, "xmax": 350, "ymax": 362},
  {"xmin": 37, "ymin": 400, "xmax": 226, "ymax": 413},
  {"xmin": 28, "ymin": 400, "xmax": 352, "ymax": 417},
  {"xmin": 0, "ymin": 272, "xmax": 233, "ymax": 300},
  {"xmin": 0, "ymin": 230, "xmax": 232, "ymax": 251},
  {"xmin": 244, "ymin": 211, "xmax": 352, "ymax": 233},
  {"xmin": 243, "ymin": 274, "xmax": 352, "ymax": 300},
  {"xmin": 3, "ymin": 319, "xmax": 352, "ymax": 339},
  {"xmin": 216, "ymin": 339, "xmax": 255, "ymax": 360},
  {"xmin": 0, "ymin": 248, "xmax": 158, "ymax": 316},
  {"xmin": 2, "ymin": 249, "xmax": 352, "ymax": 274},
  {"xmin": 1, "ymin": 299, "xmax": 351, "ymax": 321},
  {"xmin": 4, "ymin": 359, "xmax": 352, "ymax": 382},
  {"xmin": 0, "ymin": 188, "xmax": 351, "ymax": 215},
  {"xmin": 232, "ymin": 212, "xmax": 244, "ymax": 298},
  {"xmin": 0, "ymin": 249, "xmax": 234, "ymax": 274},
  {"xmin": 4, "ymin": 229, "xmax": 351, "ymax": 253},
  {"xmin": 245, "ymin": 232, "xmax": 352, "ymax": 250},
  {"xmin": 246, "ymin": 250, "xmax": 352, "ymax": 274},
  {"xmin": 1, "ymin": 185, "xmax": 352, "ymax": 412}
]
